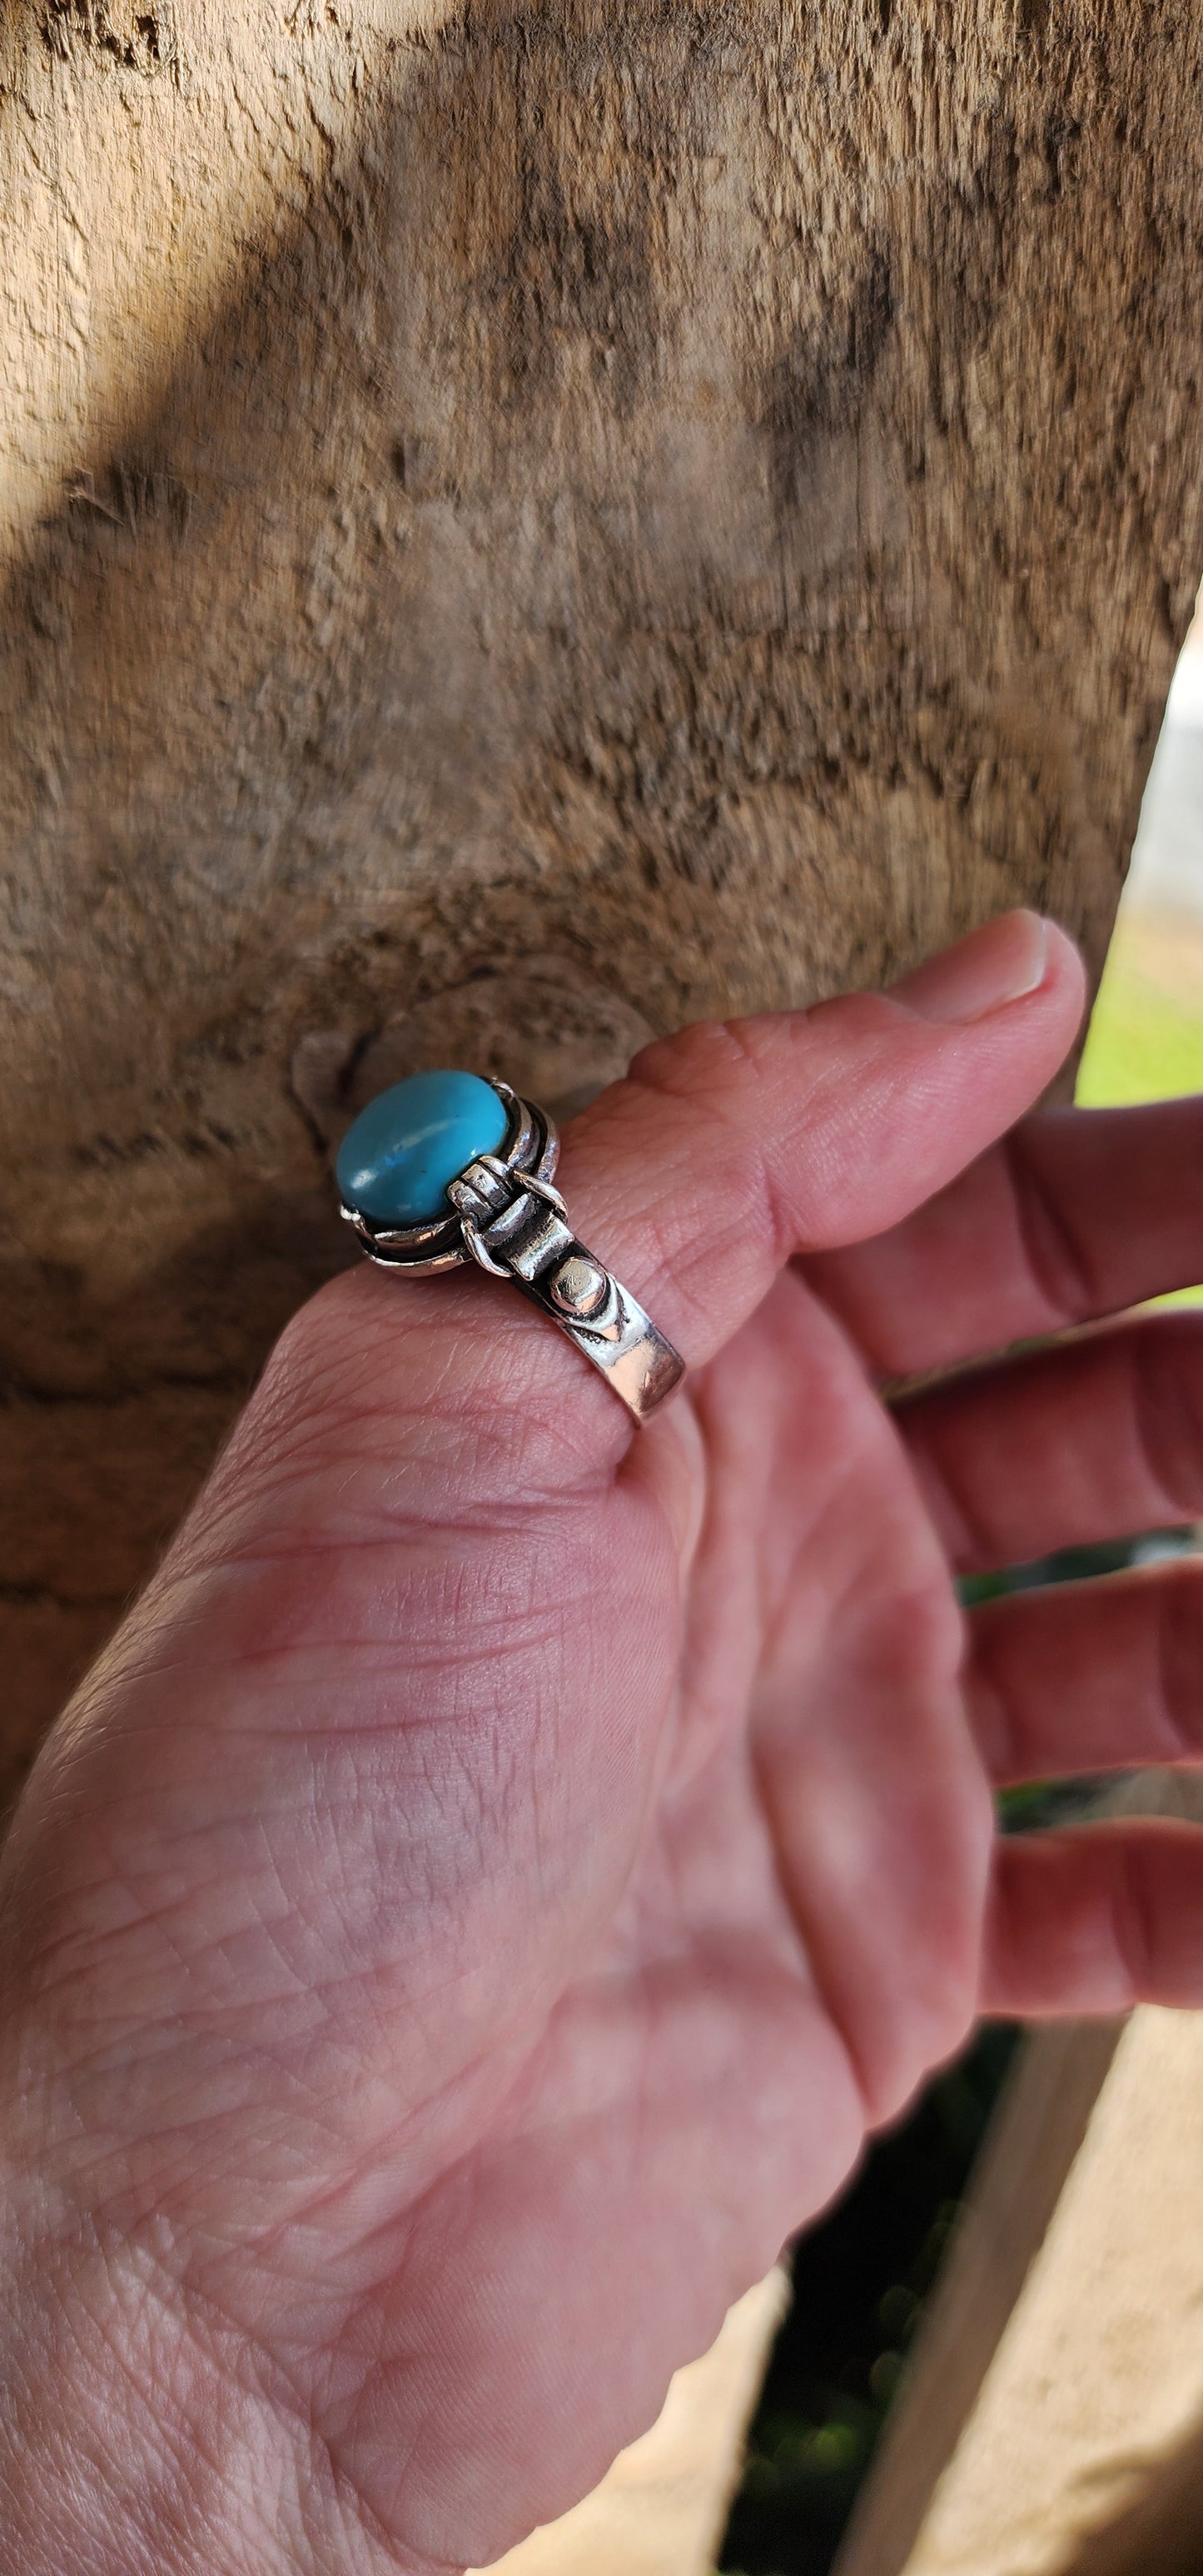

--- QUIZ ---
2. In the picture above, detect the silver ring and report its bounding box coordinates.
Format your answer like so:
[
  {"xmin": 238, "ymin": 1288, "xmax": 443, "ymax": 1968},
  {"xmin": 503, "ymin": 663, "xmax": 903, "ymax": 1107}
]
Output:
[{"xmin": 339, "ymin": 1081, "xmax": 686, "ymax": 1425}]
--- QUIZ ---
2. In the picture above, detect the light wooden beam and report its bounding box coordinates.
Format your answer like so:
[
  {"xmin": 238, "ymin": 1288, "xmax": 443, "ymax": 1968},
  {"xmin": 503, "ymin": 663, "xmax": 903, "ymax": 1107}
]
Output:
[{"xmin": 839, "ymin": 1774, "xmax": 1203, "ymax": 2576}]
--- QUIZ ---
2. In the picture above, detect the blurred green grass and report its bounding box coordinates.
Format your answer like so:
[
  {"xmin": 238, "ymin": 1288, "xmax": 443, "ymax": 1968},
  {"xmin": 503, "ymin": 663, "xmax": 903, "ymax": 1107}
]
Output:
[
  {"xmin": 1077, "ymin": 918, "xmax": 1203, "ymax": 1108},
  {"xmin": 1076, "ymin": 906, "xmax": 1203, "ymax": 1305}
]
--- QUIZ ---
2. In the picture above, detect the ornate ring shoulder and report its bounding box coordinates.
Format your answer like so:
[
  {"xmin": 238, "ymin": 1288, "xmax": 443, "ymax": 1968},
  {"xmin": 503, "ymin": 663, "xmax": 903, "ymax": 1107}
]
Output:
[{"xmin": 339, "ymin": 1082, "xmax": 686, "ymax": 1425}]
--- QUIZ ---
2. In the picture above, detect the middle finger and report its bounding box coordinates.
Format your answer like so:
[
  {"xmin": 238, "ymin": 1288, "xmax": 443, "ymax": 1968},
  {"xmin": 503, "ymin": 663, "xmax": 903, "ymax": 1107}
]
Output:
[{"xmin": 897, "ymin": 1314, "xmax": 1203, "ymax": 1572}]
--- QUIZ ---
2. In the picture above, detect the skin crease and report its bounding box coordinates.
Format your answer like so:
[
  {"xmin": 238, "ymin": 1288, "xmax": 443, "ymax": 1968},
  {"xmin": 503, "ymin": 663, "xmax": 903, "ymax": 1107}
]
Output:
[{"xmin": 4, "ymin": 911, "xmax": 1203, "ymax": 2574}]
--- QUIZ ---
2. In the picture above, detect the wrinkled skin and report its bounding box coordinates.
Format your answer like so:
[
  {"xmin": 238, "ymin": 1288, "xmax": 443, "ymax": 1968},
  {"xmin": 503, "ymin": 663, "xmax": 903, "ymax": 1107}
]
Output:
[{"xmin": 4, "ymin": 912, "xmax": 1203, "ymax": 2576}]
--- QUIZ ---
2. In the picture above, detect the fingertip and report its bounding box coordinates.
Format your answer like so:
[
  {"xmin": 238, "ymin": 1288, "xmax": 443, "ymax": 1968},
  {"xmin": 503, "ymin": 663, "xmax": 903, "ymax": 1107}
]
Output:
[
  {"xmin": 889, "ymin": 910, "xmax": 1086, "ymax": 1032},
  {"xmin": 1038, "ymin": 915, "xmax": 1091, "ymax": 1027}
]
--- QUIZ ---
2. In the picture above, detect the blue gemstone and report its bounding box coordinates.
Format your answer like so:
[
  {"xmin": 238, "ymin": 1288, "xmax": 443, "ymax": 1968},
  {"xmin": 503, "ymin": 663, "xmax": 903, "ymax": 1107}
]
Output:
[{"xmin": 336, "ymin": 1071, "xmax": 510, "ymax": 1226}]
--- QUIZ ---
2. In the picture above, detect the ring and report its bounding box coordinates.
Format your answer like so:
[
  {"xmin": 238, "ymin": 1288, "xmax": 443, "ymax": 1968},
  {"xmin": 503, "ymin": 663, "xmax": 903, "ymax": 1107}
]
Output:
[{"xmin": 335, "ymin": 1070, "xmax": 687, "ymax": 1424}]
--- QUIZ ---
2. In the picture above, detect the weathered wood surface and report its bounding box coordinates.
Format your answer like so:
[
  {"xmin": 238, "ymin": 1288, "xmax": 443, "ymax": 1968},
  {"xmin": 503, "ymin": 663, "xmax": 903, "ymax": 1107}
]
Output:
[
  {"xmin": 833, "ymin": 2016, "xmax": 1126, "ymax": 2576},
  {"xmin": 836, "ymin": 1769, "xmax": 1203, "ymax": 2576},
  {"xmin": 890, "ymin": 2002, "xmax": 1203, "ymax": 2576},
  {"xmin": 4, "ymin": 0, "xmax": 1203, "ymax": 1783}
]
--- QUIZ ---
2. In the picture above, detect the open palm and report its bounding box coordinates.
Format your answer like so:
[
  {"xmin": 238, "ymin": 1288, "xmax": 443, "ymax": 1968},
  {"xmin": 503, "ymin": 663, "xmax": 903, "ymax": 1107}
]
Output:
[{"xmin": 6, "ymin": 913, "xmax": 1203, "ymax": 2576}]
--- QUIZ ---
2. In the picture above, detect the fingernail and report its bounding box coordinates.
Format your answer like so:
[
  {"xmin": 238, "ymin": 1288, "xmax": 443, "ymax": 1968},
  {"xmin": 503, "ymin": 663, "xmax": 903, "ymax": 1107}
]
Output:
[{"xmin": 892, "ymin": 911, "xmax": 1051, "ymax": 1026}]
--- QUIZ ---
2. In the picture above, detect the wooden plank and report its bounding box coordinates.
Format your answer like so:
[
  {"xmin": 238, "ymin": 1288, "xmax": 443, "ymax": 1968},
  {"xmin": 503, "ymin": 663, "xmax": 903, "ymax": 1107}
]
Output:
[
  {"xmin": 833, "ymin": 2018, "xmax": 1124, "ymax": 2576},
  {"xmin": 898, "ymin": 2004, "xmax": 1203, "ymax": 2576},
  {"xmin": 838, "ymin": 1771, "xmax": 1203, "ymax": 2576}
]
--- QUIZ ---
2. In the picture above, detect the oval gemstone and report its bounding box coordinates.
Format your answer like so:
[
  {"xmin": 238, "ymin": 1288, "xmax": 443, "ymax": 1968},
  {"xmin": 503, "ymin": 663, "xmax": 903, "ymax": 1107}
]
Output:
[{"xmin": 336, "ymin": 1070, "xmax": 509, "ymax": 1226}]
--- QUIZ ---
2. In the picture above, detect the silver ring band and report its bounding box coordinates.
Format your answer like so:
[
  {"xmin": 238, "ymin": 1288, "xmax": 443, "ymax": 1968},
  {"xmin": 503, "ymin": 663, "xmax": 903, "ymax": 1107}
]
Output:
[{"xmin": 340, "ymin": 1084, "xmax": 686, "ymax": 1425}]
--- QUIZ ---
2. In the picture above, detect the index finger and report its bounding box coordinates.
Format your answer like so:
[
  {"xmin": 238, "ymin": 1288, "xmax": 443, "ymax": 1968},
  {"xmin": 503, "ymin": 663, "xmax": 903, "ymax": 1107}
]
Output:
[{"xmin": 804, "ymin": 1093, "xmax": 1203, "ymax": 1380}]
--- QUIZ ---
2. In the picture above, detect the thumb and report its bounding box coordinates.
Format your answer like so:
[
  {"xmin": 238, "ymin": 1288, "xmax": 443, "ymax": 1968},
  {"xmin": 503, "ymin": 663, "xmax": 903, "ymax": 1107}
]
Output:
[
  {"xmin": 206, "ymin": 910, "xmax": 1084, "ymax": 1516},
  {"xmin": 558, "ymin": 909, "xmax": 1085, "ymax": 1370}
]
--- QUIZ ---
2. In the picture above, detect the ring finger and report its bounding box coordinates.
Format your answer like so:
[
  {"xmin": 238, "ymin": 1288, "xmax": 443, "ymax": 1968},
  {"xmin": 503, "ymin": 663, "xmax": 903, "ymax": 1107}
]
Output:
[{"xmin": 966, "ymin": 1556, "xmax": 1203, "ymax": 1786}]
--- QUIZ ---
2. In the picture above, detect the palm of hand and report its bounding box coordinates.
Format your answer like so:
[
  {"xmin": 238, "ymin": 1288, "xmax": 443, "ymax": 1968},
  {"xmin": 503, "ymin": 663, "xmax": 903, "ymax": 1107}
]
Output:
[
  {"xmin": 13, "ymin": 1264, "xmax": 972, "ymax": 2567},
  {"xmin": 7, "ymin": 920, "xmax": 1203, "ymax": 2574}
]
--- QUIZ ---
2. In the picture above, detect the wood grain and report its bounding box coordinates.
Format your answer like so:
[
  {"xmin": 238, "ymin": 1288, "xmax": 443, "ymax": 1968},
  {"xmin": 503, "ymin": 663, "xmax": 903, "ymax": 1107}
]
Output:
[{"xmin": 4, "ymin": 0, "xmax": 1203, "ymax": 1783}]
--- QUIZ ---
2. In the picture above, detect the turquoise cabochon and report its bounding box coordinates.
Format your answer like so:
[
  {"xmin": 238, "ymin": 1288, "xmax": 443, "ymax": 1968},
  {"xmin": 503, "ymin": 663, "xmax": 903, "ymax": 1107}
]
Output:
[{"xmin": 336, "ymin": 1070, "xmax": 509, "ymax": 1226}]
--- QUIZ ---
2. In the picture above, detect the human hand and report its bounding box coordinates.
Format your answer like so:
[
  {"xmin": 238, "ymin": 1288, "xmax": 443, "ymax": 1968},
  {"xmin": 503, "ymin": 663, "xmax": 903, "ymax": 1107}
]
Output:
[{"xmin": 4, "ymin": 910, "xmax": 1203, "ymax": 2576}]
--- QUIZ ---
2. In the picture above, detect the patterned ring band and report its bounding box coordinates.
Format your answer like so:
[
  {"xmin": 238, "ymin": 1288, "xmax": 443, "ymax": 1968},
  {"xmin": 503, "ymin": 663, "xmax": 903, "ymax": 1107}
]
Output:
[{"xmin": 336, "ymin": 1072, "xmax": 687, "ymax": 1425}]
